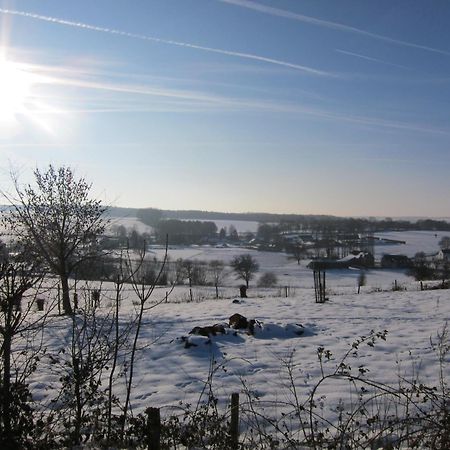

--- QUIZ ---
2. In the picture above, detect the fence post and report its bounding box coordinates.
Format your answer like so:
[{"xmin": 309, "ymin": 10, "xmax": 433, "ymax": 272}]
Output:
[
  {"xmin": 57, "ymin": 284, "xmax": 61, "ymax": 315},
  {"xmin": 146, "ymin": 407, "xmax": 161, "ymax": 450},
  {"xmin": 230, "ymin": 393, "xmax": 239, "ymax": 449}
]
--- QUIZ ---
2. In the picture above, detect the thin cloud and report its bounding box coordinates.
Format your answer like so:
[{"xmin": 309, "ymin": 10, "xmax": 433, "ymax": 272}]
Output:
[
  {"xmin": 223, "ymin": 97, "xmax": 450, "ymax": 136},
  {"xmin": 307, "ymin": 108, "xmax": 450, "ymax": 136},
  {"xmin": 0, "ymin": 8, "xmax": 334, "ymax": 77},
  {"xmin": 5, "ymin": 44, "xmax": 444, "ymax": 137},
  {"xmin": 335, "ymin": 49, "xmax": 412, "ymax": 71},
  {"xmin": 33, "ymin": 74, "xmax": 450, "ymax": 136},
  {"xmin": 46, "ymin": 75, "xmax": 235, "ymax": 105},
  {"xmin": 220, "ymin": 0, "xmax": 450, "ymax": 56}
]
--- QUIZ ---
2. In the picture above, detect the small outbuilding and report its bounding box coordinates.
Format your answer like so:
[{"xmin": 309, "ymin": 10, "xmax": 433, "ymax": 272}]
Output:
[
  {"xmin": 381, "ymin": 254, "xmax": 412, "ymax": 269},
  {"xmin": 308, "ymin": 251, "xmax": 374, "ymax": 270}
]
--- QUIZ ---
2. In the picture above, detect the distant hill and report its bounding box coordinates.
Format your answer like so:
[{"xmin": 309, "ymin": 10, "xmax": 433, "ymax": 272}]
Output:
[
  {"xmin": 105, "ymin": 206, "xmax": 138, "ymax": 218},
  {"xmin": 139, "ymin": 208, "xmax": 335, "ymax": 223},
  {"xmin": 3, "ymin": 204, "xmax": 450, "ymax": 229},
  {"xmin": 101, "ymin": 206, "xmax": 337, "ymax": 227},
  {"xmin": 116, "ymin": 207, "xmax": 450, "ymax": 224},
  {"xmin": 133, "ymin": 208, "xmax": 450, "ymax": 232}
]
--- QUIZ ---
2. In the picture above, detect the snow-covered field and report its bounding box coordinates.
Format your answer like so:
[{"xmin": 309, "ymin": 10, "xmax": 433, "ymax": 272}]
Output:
[
  {"xmin": 181, "ymin": 218, "xmax": 260, "ymax": 233},
  {"xmin": 29, "ymin": 281, "xmax": 449, "ymax": 428},
  {"xmin": 148, "ymin": 243, "xmax": 413, "ymax": 292},
  {"xmin": 374, "ymin": 230, "xmax": 449, "ymax": 258},
  {"xmin": 124, "ymin": 289, "xmax": 449, "ymax": 411},
  {"xmin": 107, "ymin": 216, "xmax": 154, "ymax": 234},
  {"xmin": 14, "ymin": 224, "xmax": 450, "ymax": 444}
]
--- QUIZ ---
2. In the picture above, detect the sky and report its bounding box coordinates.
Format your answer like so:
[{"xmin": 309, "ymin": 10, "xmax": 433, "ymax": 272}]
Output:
[{"xmin": 0, "ymin": 0, "xmax": 449, "ymax": 217}]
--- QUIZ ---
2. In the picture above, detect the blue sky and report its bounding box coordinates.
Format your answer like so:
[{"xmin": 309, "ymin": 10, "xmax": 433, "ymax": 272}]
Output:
[{"xmin": 0, "ymin": 0, "xmax": 449, "ymax": 217}]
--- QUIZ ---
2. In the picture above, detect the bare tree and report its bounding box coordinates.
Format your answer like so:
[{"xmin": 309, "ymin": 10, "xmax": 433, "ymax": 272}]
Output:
[
  {"xmin": 181, "ymin": 260, "xmax": 195, "ymax": 302},
  {"xmin": 0, "ymin": 254, "xmax": 45, "ymax": 448},
  {"xmin": 258, "ymin": 271, "xmax": 278, "ymax": 288},
  {"xmin": 121, "ymin": 237, "xmax": 170, "ymax": 435},
  {"xmin": 230, "ymin": 254, "xmax": 259, "ymax": 288},
  {"xmin": 439, "ymin": 236, "xmax": 450, "ymax": 250},
  {"xmin": 288, "ymin": 242, "xmax": 305, "ymax": 265},
  {"xmin": 105, "ymin": 253, "xmax": 133, "ymax": 445},
  {"xmin": 209, "ymin": 260, "xmax": 225, "ymax": 299},
  {"xmin": 2, "ymin": 166, "xmax": 107, "ymax": 315},
  {"xmin": 411, "ymin": 252, "xmax": 434, "ymax": 281},
  {"xmin": 61, "ymin": 294, "xmax": 113, "ymax": 446}
]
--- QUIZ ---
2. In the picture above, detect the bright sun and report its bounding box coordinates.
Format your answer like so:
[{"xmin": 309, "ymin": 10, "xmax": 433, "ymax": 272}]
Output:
[
  {"xmin": 0, "ymin": 55, "xmax": 61, "ymax": 134},
  {"xmin": 0, "ymin": 58, "xmax": 34, "ymax": 124}
]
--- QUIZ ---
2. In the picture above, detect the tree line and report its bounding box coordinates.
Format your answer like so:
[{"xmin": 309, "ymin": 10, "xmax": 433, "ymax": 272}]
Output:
[{"xmin": 136, "ymin": 208, "xmax": 450, "ymax": 234}]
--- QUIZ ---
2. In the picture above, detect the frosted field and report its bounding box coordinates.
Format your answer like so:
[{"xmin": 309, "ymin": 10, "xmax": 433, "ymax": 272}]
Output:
[
  {"xmin": 148, "ymin": 244, "xmax": 413, "ymax": 292},
  {"xmin": 124, "ymin": 289, "xmax": 449, "ymax": 411},
  {"xmin": 181, "ymin": 218, "xmax": 260, "ymax": 233},
  {"xmin": 14, "ymin": 222, "xmax": 450, "ymax": 442},
  {"xmin": 28, "ymin": 280, "xmax": 450, "ymax": 428},
  {"xmin": 107, "ymin": 216, "xmax": 259, "ymax": 234},
  {"xmin": 374, "ymin": 230, "xmax": 450, "ymax": 258},
  {"xmin": 142, "ymin": 227, "xmax": 450, "ymax": 292},
  {"xmin": 107, "ymin": 216, "xmax": 154, "ymax": 234}
]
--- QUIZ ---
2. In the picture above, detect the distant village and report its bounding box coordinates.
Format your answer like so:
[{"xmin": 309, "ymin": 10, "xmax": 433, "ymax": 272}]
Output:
[{"xmin": 103, "ymin": 213, "xmax": 450, "ymax": 284}]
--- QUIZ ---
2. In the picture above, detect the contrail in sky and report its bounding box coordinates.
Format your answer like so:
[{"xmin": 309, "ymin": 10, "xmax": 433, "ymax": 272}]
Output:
[
  {"xmin": 335, "ymin": 49, "xmax": 412, "ymax": 71},
  {"xmin": 220, "ymin": 0, "xmax": 450, "ymax": 57},
  {"xmin": 0, "ymin": 8, "xmax": 333, "ymax": 77}
]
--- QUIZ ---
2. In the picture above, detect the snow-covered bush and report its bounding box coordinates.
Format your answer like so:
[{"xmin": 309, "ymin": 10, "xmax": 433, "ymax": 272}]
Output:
[{"xmin": 257, "ymin": 271, "xmax": 278, "ymax": 288}]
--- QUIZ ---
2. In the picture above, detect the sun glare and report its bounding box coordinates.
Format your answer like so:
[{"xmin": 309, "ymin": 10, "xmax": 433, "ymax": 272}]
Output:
[
  {"xmin": 0, "ymin": 54, "xmax": 64, "ymax": 134},
  {"xmin": 0, "ymin": 57, "xmax": 34, "ymax": 123}
]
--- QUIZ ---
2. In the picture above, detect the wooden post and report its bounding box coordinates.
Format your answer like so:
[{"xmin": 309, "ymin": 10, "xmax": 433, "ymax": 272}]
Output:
[
  {"xmin": 318, "ymin": 271, "xmax": 321, "ymax": 302},
  {"xmin": 230, "ymin": 393, "xmax": 239, "ymax": 450},
  {"xmin": 313, "ymin": 270, "xmax": 318, "ymax": 303},
  {"xmin": 321, "ymin": 272, "xmax": 324, "ymax": 302},
  {"xmin": 285, "ymin": 286, "xmax": 288, "ymax": 298},
  {"xmin": 318, "ymin": 271, "xmax": 322, "ymax": 302},
  {"xmin": 57, "ymin": 284, "xmax": 61, "ymax": 315},
  {"xmin": 316, "ymin": 271, "xmax": 320, "ymax": 302},
  {"xmin": 313, "ymin": 268, "xmax": 326, "ymax": 303},
  {"xmin": 146, "ymin": 407, "xmax": 161, "ymax": 450}
]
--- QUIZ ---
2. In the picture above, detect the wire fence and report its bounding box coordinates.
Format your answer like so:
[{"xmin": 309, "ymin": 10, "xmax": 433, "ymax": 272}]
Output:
[{"xmin": 25, "ymin": 274, "xmax": 449, "ymax": 315}]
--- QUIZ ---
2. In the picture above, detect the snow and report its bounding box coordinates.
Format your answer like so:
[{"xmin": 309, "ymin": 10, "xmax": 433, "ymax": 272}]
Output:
[
  {"xmin": 27, "ymin": 280, "xmax": 450, "ymax": 428},
  {"xmin": 374, "ymin": 230, "xmax": 449, "ymax": 258},
  {"xmin": 10, "ymin": 228, "xmax": 450, "ymax": 439},
  {"xmin": 147, "ymin": 244, "xmax": 412, "ymax": 291},
  {"xmin": 107, "ymin": 216, "xmax": 154, "ymax": 234},
  {"xmin": 106, "ymin": 216, "xmax": 259, "ymax": 235}
]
